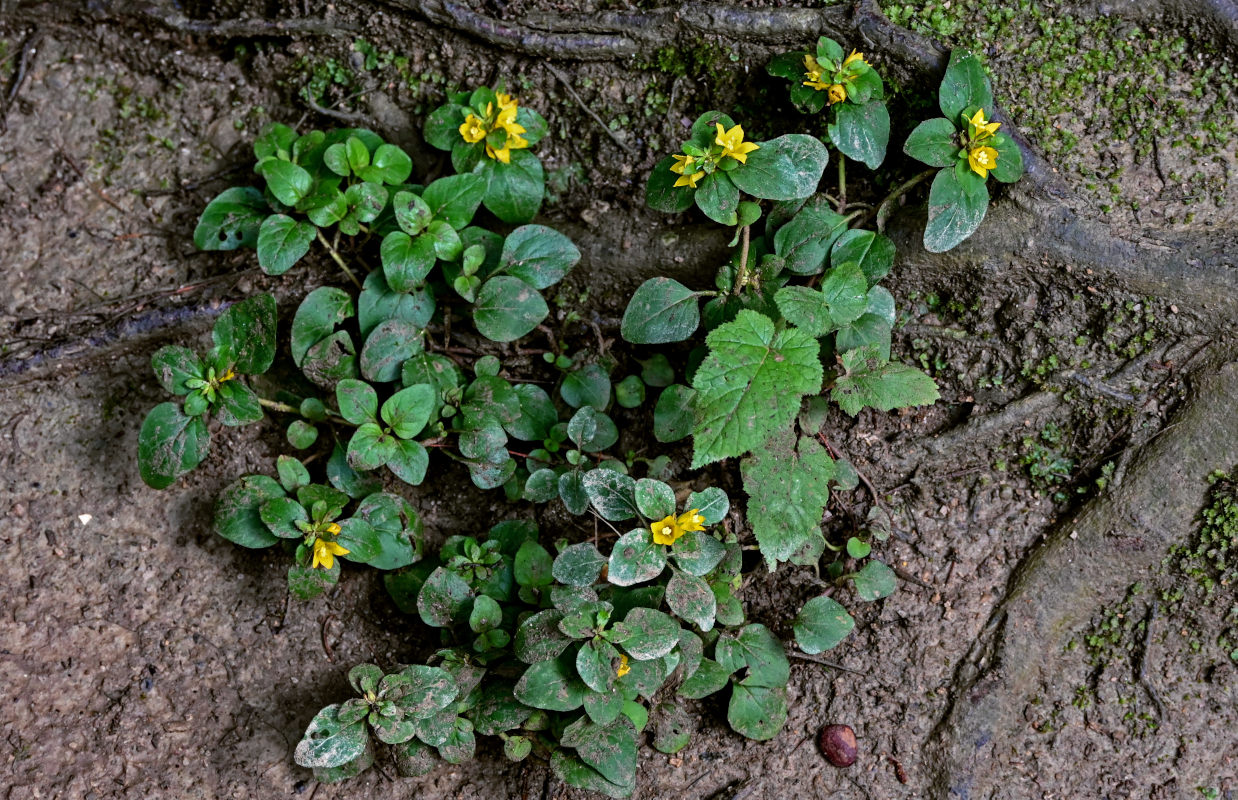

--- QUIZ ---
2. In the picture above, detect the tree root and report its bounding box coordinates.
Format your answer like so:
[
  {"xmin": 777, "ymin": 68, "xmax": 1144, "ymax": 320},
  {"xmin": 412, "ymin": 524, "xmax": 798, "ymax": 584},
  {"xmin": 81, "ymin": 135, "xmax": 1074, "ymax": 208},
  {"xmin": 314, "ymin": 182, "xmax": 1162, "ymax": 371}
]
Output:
[
  {"xmin": 139, "ymin": 5, "xmax": 359, "ymax": 38},
  {"xmin": 923, "ymin": 346, "xmax": 1238, "ymax": 800}
]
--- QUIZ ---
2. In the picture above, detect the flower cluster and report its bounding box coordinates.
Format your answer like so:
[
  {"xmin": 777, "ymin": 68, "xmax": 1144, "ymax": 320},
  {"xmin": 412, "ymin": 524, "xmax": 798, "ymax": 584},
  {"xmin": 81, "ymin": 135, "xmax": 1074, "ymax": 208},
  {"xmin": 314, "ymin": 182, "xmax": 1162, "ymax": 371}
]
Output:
[
  {"xmin": 649, "ymin": 508, "xmax": 707, "ymax": 546},
  {"xmin": 668, "ymin": 123, "xmax": 759, "ymax": 189},
  {"xmin": 803, "ymin": 49, "xmax": 869, "ymax": 105},
  {"xmin": 963, "ymin": 108, "xmax": 1002, "ymax": 179},
  {"xmin": 458, "ymin": 92, "xmax": 529, "ymax": 163}
]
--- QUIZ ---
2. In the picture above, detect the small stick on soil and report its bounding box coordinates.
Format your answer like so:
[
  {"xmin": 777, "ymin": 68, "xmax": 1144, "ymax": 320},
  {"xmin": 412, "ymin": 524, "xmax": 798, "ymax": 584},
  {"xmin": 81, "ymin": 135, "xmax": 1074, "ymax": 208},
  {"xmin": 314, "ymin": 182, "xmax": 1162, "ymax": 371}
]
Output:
[
  {"xmin": 1135, "ymin": 599, "xmax": 1167, "ymax": 720},
  {"xmin": 320, "ymin": 613, "xmax": 338, "ymax": 662},
  {"xmin": 304, "ymin": 92, "xmax": 375, "ymax": 126},
  {"xmin": 0, "ymin": 29, "xmax": 41, "ymax": 134},
  {"xmin": 786, "ymin": 651, "xmax": 866, "ymax": 675},
  {"xmin": 544, "ymin": 62, "xmax": 636, "ymax": 155},
  {"xmin": 888, "ymin": 754, "xmax": 909, "ymax": 784},
  {"xmin": 893, "ymin": 566, "xmax": 935, "ymax": 591}
]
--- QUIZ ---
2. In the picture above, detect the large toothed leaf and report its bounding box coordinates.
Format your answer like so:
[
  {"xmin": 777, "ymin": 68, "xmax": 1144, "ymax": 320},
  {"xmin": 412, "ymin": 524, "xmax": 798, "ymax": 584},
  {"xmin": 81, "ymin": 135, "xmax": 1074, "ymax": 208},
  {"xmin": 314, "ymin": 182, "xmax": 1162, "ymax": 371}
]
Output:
[{"xmin": 691, "ymin": 310, "xmax": 823, "ymax": 468}]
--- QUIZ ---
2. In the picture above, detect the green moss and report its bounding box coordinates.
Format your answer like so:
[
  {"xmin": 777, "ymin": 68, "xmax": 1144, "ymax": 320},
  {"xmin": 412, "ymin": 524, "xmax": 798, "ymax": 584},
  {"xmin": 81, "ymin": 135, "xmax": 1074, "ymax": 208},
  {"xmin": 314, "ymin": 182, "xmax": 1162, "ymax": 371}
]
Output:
[{"xmin": 1167, "ymin": 469, "xmax": 1238, "ymax": 595}]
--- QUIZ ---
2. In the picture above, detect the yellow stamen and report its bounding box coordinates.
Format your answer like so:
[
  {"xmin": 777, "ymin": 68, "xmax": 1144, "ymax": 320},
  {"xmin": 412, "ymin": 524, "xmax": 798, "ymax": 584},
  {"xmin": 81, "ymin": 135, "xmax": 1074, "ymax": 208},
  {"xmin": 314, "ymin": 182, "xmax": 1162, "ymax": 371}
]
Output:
[{"xmin": 459, "ymin": 114, "xmax": 487, "ymax": 144}]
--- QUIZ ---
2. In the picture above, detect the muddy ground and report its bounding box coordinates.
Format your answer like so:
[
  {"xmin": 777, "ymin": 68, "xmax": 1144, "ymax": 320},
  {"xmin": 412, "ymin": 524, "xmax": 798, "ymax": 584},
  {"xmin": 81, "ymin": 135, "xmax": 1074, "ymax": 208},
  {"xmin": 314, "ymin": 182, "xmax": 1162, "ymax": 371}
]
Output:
[{"xmin": 1, "ymin": 1, "xmax": 1235, "ymax": 798}]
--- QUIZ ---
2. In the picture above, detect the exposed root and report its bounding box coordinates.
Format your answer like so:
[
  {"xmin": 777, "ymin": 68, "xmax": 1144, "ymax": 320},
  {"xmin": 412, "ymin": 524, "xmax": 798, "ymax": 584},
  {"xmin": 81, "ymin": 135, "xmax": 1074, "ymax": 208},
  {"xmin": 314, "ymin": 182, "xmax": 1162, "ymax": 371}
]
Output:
[
  {"xmin": 139, "ymin": 5, "xmax": 358, "ymax": 38},
  {"xmin": 923, "ymin": 346, "xmax": 1238, "ymax": 799}
]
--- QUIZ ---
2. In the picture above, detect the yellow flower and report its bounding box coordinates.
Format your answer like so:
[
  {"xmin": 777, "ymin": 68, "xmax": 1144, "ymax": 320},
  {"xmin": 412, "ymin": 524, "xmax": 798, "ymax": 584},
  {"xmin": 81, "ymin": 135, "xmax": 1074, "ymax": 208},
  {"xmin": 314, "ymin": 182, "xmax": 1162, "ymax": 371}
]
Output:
[
  {"xmin": 669, "ymin": 155, "xmax": 705, "ymax": 188},
  {"xmin": 486, "ymin": 144, "xmax": 511, "ymax": 164},
  {"xmin": 496, "ymin": 92, "xmax": 518, "ymax": 111},
  {"xmin": 842, "ymin": 49, "xmax": 866, "ymax": 69},
  {"xmin": 677, "ymin": 509, "xmax": 706, "ymax": 533},
  {"xmin": 495, "ymin": 102, "xmax": 520, "ymax": 133},
  {"xmin": 325, "ymin": 522, "xmax": 341, "ymax": 535},
  {"xmin": 802, "ymin": 54, "xmax": 830, "ymax": 91},
  {"xmin": 217, "ymin": 367, "xmax": 236, "ymax": 383},
  {"xmin": 966, "ymin": 108, "xmax": 1001, "ymax": 141},
  {"xmin": 459, "ymin": 113, "xmax": 487, "ymax": 144},
  {"xmin": 827, "ymin": 84, "xmax": 847, "ymax": 105},
  {"xmin": 650, "ymin": 514, "xmax": 684, "ymax": 545},
  {"xmin": 968, "ymin": 146, "xmax": 999, "ymax": 179},
  {"xmin": 616, "ymin": 654, "xmax": 630, "ymax": 678},
  {"xmin": 714, "ymin": 123, "xmax": 759, "ymax": 164},
  {"xmin": 311, "ymin": 538, "xmax": 349, "ymax": 570}
]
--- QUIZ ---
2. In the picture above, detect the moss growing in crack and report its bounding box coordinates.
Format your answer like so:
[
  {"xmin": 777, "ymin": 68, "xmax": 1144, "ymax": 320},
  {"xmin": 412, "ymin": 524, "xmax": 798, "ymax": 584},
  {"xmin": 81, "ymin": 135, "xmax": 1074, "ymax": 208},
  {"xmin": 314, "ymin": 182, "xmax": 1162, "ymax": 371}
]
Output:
[{"xmin": 1167, "ymin": 469, "xmax": 1238, "ymax": 596}]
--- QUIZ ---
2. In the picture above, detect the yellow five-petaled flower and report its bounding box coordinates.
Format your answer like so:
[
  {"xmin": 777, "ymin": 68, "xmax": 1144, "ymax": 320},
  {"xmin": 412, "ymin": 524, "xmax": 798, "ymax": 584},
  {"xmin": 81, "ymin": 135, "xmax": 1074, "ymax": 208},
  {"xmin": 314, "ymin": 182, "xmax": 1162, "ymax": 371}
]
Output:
[
  {"xmin": 311, "ymin": 525, "xmax": 348, "ymax": 570},
  {"xmin": 677, "ymin": 509, "xmax": 706, "ymax": 533},
  {"xmin": 670, "ymin": 153, "xmax": 705, "ymax": 188},
  {"xmin": 650, "ymin": 514, "xmax": 684, "ymax": 546},
  {"xmin": 457, "ymin": 92, "xmax": 530, "ymax": 164},
  {"xmin": 966, "ymin": 108, "xmax": 1001, "ymax": 141},
  {"xmin": 616, "ymin": 654, "xmax": 631, "ymax": 678},
  {"xmin": 715, "ymin": 124, "xmax": 759, "ymax": 164},
  {"xmin": 968, "ymin": 146, "xmax": 999, "ymax": 179}
]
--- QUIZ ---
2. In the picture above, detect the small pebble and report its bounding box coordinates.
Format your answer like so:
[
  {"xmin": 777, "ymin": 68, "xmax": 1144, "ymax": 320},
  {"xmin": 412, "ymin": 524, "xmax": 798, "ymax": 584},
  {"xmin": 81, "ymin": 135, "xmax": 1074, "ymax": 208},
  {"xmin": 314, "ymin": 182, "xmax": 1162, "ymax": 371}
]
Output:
[{"xmin": 818, "ymin": 724, "xmax": 857, "ymax": 768}]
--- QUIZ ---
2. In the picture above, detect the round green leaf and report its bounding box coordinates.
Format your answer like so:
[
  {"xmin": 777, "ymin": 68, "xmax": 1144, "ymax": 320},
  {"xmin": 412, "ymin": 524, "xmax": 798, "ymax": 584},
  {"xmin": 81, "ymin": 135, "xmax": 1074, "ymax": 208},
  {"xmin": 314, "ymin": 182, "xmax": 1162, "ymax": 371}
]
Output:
[
  {"xmin": 614, "ymin": 607, "xmax": 680, "ymax": 660},
  {"xmin": 645, "ymin": 155, "xmax": 695, "ymax": 214},
  {"xmin": 417, "ymin": 566, "xmax": 474, "ymax": 628},
  {"xmin": 553, "ymin": 542, "xmax": 606, "ymax": 587},
  {"xmin": 793, "ymin": 595, "xmax": 855, "ymax": 654},
  {"xmin": 500, "ymin": 224, "xmax": 580, "ymax": 289},
  {"xmin": 514, "ymin": 655, "xmax": 587, "ymax": 712},
  {"xmin": 829, "ymin": 99, "xmax": 890, "ymax": 170},
  {"xmin": 614, "ymin": 375, "xmax": 645, "ymax": 408},
  {"xmin": 359, "ymin": 270, "xmax": 435, "ymax": 337},
  {"xmin": 903, "ymin": 117, "xmax": 960, "ymax": 168},
  {"xmin": 989, "ymin": 132, "xmax": 1025, "ymax": 183},
  {"xmin": 422, "ymin": 173, "xmax": 486, "ymax": 230},
  {"xmin": 634, "ymin": 478, "xmax": 675, "ymax": 520},
  {"xmin": 727, "ymin": 685, "xmax": 788, "ymax": 741},
  {"xmin": 151, "ymin": 345, "xmax": 203, "ymax": 395},
  {"xmin": 924, "ymin": 166, "xmax": 989, "ymax": 254},
  {"xmin": 561, "ymin": 364, "xmax": 611, "ymax": 411},
  {"xmin": 382, "ymin": 384, "xmax": 435, "ymax": 439},
  {"xmin": 583, "ymin": 469, "xmax": 639, "ymax": 522},
  {"xmin": 729, "ymin": 134, "xmax": 828, "ymax": 200},
  {"xmin": 653, "ymin": 384, "xmax": 695, "ymax": 443},
  {"xmin": 853, "ymin": 559, "xmax": 898, "ymax": 601},
  {"xmin": 670, "ymin": 531, "xmax": 727, "ymax": 576},
  {"xmin": 291, "ymin": 286, "xmax": 354, "ymax": 367},
  {"xmin": 212, "ymin": 293, "xmax": 277, "ymax": 375},
  {"xmin": 194, "ymin": 186, "xmax": 267, "ymax": 250},
  {"xmin": 607, "ymin": 528, "xmax": 667, "ymax": 587},
  {"xmin": 481, "ymin": 150, "xmax": 544, "ymax": 224},
  {"xmin": 256, "ymin": 214, "xmax": 315, "ymax": 276},
  {"xmin": 620, "ymin": 277, "xmax": 700, "ymax": 345},
  {"xmin": 473, "ymin": 276, "xmax": 549, "ymax": 343},
  {"xmin": 506, "ymin": 383, "xmax": 557, "ymax": 441},
  {"xmin": 348, "ymin": 422, "xmax": 397, "ymax": 471},
  {"xmin": 358, "ymin": 143, "xmax": 413, "ymax": 185},
  {"xmin": 694, "ymin": 171, "xmax": 739, "ymax": 225},
  {"xmin": 831, "ymin": 229, "xmax": 895, "ymax": 287},
  {"xmin": 258, "ymin": 158, "xmax": 312, "ymax": 206},
  {"xmin": 294, "ymin": 705, "xmax": 370, "ymax": 768},
  {"xmin": 666, "ymin": 571, "xmax": 716, "ymax": 631},
  {"xmin": 214, "ymin": 474, "xmax": 284, "ymax": 548},
  {"xmin": 559, "ymin": 471, "xmax": 590, "ymax": 515},
  {"xmin": 939, "ymin": 49, "xmax": 994, "ymax": 121},
  {"xmin": 138, "ymin": 402, "xmax": 210, "ymax": 489},
  {"xmin": 360, "ymin": 319, "xmax": 425, "ymax": 383},
  {"xmin": 381, "ymin": 231, "xmax": 437, "ymax": 293}
]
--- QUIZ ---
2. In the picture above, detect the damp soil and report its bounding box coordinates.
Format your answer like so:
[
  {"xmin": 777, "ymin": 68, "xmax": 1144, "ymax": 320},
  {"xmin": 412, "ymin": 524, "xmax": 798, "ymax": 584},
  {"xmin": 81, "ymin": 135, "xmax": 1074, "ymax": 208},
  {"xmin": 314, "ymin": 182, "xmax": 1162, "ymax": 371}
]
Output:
[{"xmin": 0, "ymin": 2, "xmax": 1235, "ymax": 799}]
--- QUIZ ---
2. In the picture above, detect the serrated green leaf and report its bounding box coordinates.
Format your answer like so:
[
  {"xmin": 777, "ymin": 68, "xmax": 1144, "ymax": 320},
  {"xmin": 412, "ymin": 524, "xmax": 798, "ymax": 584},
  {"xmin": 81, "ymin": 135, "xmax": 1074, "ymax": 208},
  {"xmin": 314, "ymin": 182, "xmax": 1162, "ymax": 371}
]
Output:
[
  {"xmin": 832, "ymin": 346, "xmax": 940, "ymax": 416},
  {"xmin": 740, "ymin": 427, "xmax": 835, "ymax": 567},
  {"xmin": 691, "ymin": 310, "xmax": 823, "ymax": 468}
]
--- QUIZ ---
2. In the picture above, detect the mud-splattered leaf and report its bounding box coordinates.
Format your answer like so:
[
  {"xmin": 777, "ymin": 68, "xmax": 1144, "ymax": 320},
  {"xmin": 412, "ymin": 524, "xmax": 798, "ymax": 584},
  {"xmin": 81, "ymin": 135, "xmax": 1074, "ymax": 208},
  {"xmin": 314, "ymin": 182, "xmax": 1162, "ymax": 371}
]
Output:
[
  {"xmin": 417, "ymin": 567, "xmax": 474, "ymax": 628},
  {"xmin": 193, "ymin": 186, "xmax": 266, "ymax": 250},
  {"xmin": 727, "ymin": 684, "xmax": 788, "ymax": 741},
  {"xmin": 138, "ymin": 403, "xmax": 210, "ymax": 489},
  {"xmin": 473, "ymin": 275, "xmax": 549, "ymax": 343},
  {"xmin": 607, "ymin": 528, "xmax": 668, "ymax": 586},
  {"xmin": 514, "ymin": 654, "xmax": 587, "ymax": 712},
  {"xmin": 621, "ymin": 277, "xmax": 701, "ymax": 345},
  {"xmin": 500, "ymin": 224, "xmax": 580, "ymax": 289},
  {"xmin": 793, "ymin": 595, "xmax": 855, "ymax": 654},
  {"xmin": 741, "ymin": 427, "xmax": 835, "ymax": 568},
  {"xmin": 214, "ymin": 474, "xmax": 283, "ymax": 548},
  {"xmin": 923, "ymin": 162, "xmax": 989, "ymax": 253},
  {"xmin": 295, "ymin": 704, "xmax": 370, "ymax": 768},
  {"xmin": 832, "ymin": 345, "xmax": 940, "ymax": 416},
  {"xmin": 729, "ymin": 134, "xmax": 828, "ymax": 200}
]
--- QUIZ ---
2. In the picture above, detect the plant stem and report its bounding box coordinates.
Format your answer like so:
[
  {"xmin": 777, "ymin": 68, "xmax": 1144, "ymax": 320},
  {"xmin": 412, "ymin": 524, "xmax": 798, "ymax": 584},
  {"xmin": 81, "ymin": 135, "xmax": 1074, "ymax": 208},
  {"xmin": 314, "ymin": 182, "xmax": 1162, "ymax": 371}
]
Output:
[
  {"xmin": 732, "ymin": 224, "xmax": 751, "ymax": 296},
  {"xmin": 258, "ymin": 397, "xmax": 299, "ymax": 414},
  {"xmin": 873, "ymin": 168, "xmax": 937, "ymax": 232},
  {"xmin": 837, "ymin": 156, "xmax": 847, "ymax": 213},
  {"xmin": 316, "ymin": 228, "xmax": 362, "ymax": 289}
]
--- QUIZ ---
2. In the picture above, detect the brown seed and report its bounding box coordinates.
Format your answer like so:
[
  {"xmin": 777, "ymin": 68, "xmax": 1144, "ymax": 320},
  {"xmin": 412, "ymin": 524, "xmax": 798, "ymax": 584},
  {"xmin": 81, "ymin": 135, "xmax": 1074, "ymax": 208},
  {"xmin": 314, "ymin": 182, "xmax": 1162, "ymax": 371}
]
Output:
[{"xmin": 818, "ymin": 724, "xmax": 857, "ymax": 768}]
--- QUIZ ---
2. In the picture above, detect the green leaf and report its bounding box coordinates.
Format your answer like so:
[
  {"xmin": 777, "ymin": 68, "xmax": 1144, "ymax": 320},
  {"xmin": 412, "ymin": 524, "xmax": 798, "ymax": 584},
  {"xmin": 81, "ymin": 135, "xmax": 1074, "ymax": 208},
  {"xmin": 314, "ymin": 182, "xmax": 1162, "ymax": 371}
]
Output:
[
  {"xmin": 473, "ymin": 276, "xmax": 549, "ymax": 343},
  {"xmin": 831, "ymin": 229, "xmax": 895, "ymax": 286},
  {"xmin": 561, "ymin": 364, "xmax": 611, "ymax": 411},
  {"xmin": 620, "ymin": 278, "xmax": 700, "ymax": 344},
  {"xmin": 559, "ymin": 471, "xmax": 590, "ymax": 515},
  {"xmin": 417, "ymin": 567, "xmax": 474, "ymax": 628},
  {"xmin": 291, "ymin": 287, "xmax": 354, "ymax": 367},
  {"xmin": 607, "ymin": 528, "xmax": 667, "ymax": 587},
  {"xmin": 437, "ymin": 718, "xmax": 476, "ymax": 764},
  {"xmin": 671, "ymin": 531, "xmax": 727, "ymax": 576},
  {"xmin": 392, "ymin": 189, "xmax": 433, "ymax": 235},
  {"xmin": 989, "ymin": 132, "xmax": 1025, "ymax": 183},
  {"xmin": 514, "ymin": 609, "xmax": 571, "ymax": 663},
  {"xmin": 424, "ymin": 103, "xmax": 467, "ymax": 150},
  {"xmin": 473, "ymin": 684, "xmax": 533, "ymax": 736},
  {"xmin": 524, "ymin": 468, "xmax": 559, "ymax": 502},
  {"xmin": 388, "ymin": 435, "xmax": 429, "ymax": 485},
  {"xmin": 832, "ymin": 345, "xmax": 940, "ymax": 416},
  {"xmin": 256, "ymin": 214, "xmax": 315, "ymax": 275},
  {"xmin": 654, "ymin": 384, "xmax": 695, "ymax": 443},
  {"xmin": 336, "ymin": 378, "xmax": 378, "ymax": 425},
  {"xmin": 553, "ymin": 542, "xmax": 607, "ymax": 587},
  {"xmin": 563, "ymin": 717, "xmax": 638, "ymax": 788},
  {"xmin": 793, "ymin": 596, "xmax": 855, "ymax": 654},
  {"xmin": 357, "ymin": 143, "xmax": 413, "ymax": 184},
  {"xmin": 422, "ymin": 173, "xmax": 486, "ymax": 230},
  {"xmin": 614, "ymin": 607, "xmax": 680, "ymax": 660},
  {"xmin": 348, "ymin": 423, "xmax": 396, "ymax": 471},
  {"xmin": 679, "ymin": 659, "xmax": 732, "ymax": 699},
  {"xmin": 691, "ymin": 310, "xmax": 823, "ymax": 468},
  {"xmin": 939, "ymin": 49, "xmax": 994, "ymax": 121},
  {"xmin": 359, "ymin": 271, "xmax": 435, "ymax": 336},
  {"xmin": 634, "ymin": 478, "xmax": 676, "ymax": 520},
  {"xmin": 853, "ymin": 559, "xmax": 897, "ymax": 601},
  {"xmin": 695, "ymin": 171, "xmax": 739, "ymax": 225},
  {"xmin": 923, "ymin": 165, "xmax": 989, "ymax": 253},
  {"xmin": 576, "ymin": 640, "xmax": 619, "ymax": 693},
  {"xmin": 328, "ymin": 440, "xmax": 383, "ymax": 499},
  {"xmin": 819, "ymin": 261, "xmax": 869, "ymax": 327},
  {"xmin": 258, "ymin": 158, "xmax": 312, "ymax": 205},
  {"xmin": 213, "ymin": 293, "xmax": 277, "ymax": 374},
  {"xmin": 772, "ymin": 194, "xmax": 850, "ymax": 276},
  {"xmin": 729, "ymin": 134, "xmax": 828, "ymax": 200},
  {"xmin": 301, "ymin": 330, "xmax": 357, "ymax": 388},
  {"xmin": 645, "ymin": 155, "xmax": 695, "ymax": 214},
  {"xmin": 715, "ymin": 624, "xmax": 789, "ymax": 687},
  {"xmin": 253, "ymin": 123, "xmax": 297, "ymax": 161},
  {"xmin": 614, "ymin": 375, "xmax": 645, "ymax": 409},
  {"xmin": 361, "ymin": 319, "xmax": 424, "ymax": 383},
  {"xmin": 214, "ymin": 382, "xmax": 262, "ymax": 427},
  {"xmin": 380, "ymin": 231, "xmax": 437, "ymax": 293},
  {"xmin": 214, "ymin": 475, "xmax": 283, "ymax": 548},
  {"xmin": 829, "ymin": 99, "xmax": 890, "ymax": 170},
  {"xmin": 904, "ymin": 118, "xmax": 960, "ymax": 168},
  {"xmin": 482, "ymin": 149, "xmax": 544, "ymax": 224},
  {"xmin": 353, "ymin": 492, "xmax": 422, "ymax": 570},
  {"xmin": 514, "ymin": 540, "xmax": 554, "ymax": 588},
  {"xmin": 382, "ymin": 384, "xmax": 435, "ymax": 439},
  {"xmin": 550, "ymin": 750, "xmax": 633, "ymax": 799},
  {"xmin": 193, "ymin": 186, "xmax": 267, "ymax": 250},
  {"xmin": 583, "ymin": 469, "xmax": 640, "ymax": 522},
  {"xmin": 741, "ymin": 427, "xmax": 836, "ymax": 567},
  {"xmin": 294, "ymin": 705, "xmax": 370, "ymax": 768},
  {"xmin": 138, "ymin": 403, "xmax": 210, "ymax": 489},
  {"xmin": 506, "ymin": 383, "xmax": 557, "ymax": 441},
  {"xmin": 836, "ymin": 312, "xmax": 893, "ymax": 361},
  {"xmin": 383, "ymin": 665, "xmax": 459, "ymax": 717},
  {"xmin": 727, "ymin": 684, "xmax": 788, "ymax": 741},
  {"xmin": 514, "ymin": 655, "xmax": 587, "ymax": 712},
  {"xmin": 335, "ymin": 517, "xmax": 382, "ymax": 563},
  {"xmin": 151, "ymin": 346, "xmax": 203, "ymax": 395},
  {"xmin": 666, "ymin": 571, "xmax": 716, "ymax": 631},
  {"xmin": 500, "ymin": 224, "xmax": 580, "ymax": 289}
]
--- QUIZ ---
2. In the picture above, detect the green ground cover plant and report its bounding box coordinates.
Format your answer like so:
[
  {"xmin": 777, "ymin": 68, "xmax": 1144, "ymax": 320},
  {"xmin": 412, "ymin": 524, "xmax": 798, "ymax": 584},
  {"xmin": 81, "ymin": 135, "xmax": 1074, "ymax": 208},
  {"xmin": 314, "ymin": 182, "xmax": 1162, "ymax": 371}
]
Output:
[{"xmin": 137, "ymin": 50, "xmax": 1022, "ymax": 795}]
